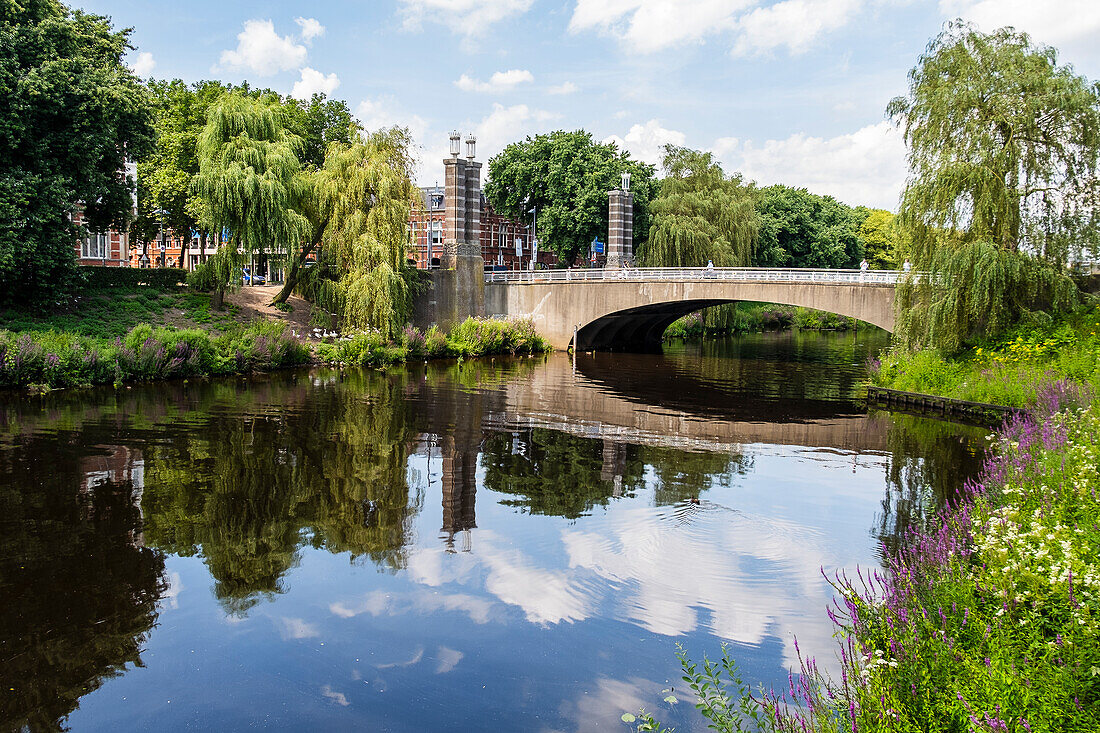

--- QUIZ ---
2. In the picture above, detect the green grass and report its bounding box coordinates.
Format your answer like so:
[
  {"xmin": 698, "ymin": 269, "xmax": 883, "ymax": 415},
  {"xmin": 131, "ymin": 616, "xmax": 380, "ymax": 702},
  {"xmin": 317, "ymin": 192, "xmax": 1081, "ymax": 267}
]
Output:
[
  {"xmin": 872, "ymin": 304, "xmax": 1100, "ymax": 407},
  {"xmin": 0, "ymin": 288, "xmax": 243, "ymax": 339}
]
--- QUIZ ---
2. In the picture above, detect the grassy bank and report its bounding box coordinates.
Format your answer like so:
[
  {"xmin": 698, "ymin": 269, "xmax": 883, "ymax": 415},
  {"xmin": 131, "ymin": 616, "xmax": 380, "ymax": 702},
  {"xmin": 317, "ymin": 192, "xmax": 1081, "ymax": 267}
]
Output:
[
  {"xmin": 634, "ymin": 388, "xmax": 1100, "ymax": 732},
  {"xmin": 871, "ymin": 305, "xmax": 1100, "ymax": 408},
  {"xmin": 0, "ymin": 317, "xmax": 549, "ymax": 392},
  {"xmin": 664, "ymin": 302, "xmax": 870, "ymax": 339}
]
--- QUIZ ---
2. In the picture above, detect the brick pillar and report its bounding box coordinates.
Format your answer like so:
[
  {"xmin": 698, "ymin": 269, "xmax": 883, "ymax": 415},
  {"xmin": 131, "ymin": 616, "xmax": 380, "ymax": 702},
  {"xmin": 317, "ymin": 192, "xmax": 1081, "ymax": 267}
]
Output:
[
  {"xmin": 606, "ymin": 189, "xmax": 634, "ymax": 269},
  {"xmin": 463, "ymin": 160, "xmax": 482, "ymax": 259},
  {"xmin": 443, "ymin": 156, "xmax": 466, "ymax": 269}
]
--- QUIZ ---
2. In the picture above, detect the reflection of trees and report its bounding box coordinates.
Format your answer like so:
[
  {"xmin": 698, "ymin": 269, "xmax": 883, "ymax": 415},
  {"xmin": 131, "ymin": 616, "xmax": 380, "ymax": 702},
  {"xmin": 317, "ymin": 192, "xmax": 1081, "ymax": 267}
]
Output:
[
  {"xmin": 0, "ymin": 466, "xmax": 165, "ymax": 732},
  {"xmin": 141, "ymin": 369, "xmax": 419, "ymax": 615},
  {"xmin": 639, "ymin": 445, "xmax": 754, "ymax": 506},
  {"xmin": 482, "ymin": 429, "xmax": 644, "ymax": 518},
  {"xmin": 874, "ymin": 413, "xmax": 986, "ymax": 557},
  {"xmin": 481, "ymin": 429, "xmax": 753, "ymax": 517}
]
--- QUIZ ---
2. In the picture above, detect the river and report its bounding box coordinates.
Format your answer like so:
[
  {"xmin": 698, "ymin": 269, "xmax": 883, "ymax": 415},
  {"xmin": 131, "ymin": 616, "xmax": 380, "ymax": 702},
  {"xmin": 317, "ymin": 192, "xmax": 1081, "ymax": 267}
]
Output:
[{"xmin": 0, "ymin": 331, "xmax": 987, "ymax": 731}]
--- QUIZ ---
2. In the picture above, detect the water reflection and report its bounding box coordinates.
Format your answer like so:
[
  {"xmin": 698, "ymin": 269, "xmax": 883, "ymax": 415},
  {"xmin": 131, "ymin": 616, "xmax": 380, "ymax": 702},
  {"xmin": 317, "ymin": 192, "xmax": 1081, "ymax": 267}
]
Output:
[{"xmin": 0, "ymin": 332, "xmax": 986, "ymax": 731}]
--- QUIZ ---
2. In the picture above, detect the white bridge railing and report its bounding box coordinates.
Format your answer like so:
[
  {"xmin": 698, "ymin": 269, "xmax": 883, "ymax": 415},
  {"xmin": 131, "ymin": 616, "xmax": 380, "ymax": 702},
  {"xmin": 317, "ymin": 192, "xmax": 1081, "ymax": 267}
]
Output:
[{"xmin": 485, "ymin": 267, "xmax": 905, "ymax": 285}]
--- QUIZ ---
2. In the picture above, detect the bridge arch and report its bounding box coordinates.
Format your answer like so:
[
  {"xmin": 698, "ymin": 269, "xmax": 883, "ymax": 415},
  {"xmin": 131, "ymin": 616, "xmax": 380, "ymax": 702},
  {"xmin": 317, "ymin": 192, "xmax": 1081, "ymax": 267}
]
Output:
[{"xmin": 483, "ymin": 269, "xmax": 898, "ymax": 351}]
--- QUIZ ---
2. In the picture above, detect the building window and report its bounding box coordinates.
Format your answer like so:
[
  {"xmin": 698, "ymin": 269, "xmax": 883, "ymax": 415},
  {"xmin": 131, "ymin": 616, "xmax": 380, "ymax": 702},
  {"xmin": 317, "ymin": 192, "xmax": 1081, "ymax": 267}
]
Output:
[
  {"xmin": 498, "ymin": 226, "xmax": 507, "ymax": 251},
  {"xmin": 82, "ymin": 231, "xmax": 109, "ymax": 259},
  {"xmin": 431, "ymin": 220, "xmax": 442, "ymax": 246}
]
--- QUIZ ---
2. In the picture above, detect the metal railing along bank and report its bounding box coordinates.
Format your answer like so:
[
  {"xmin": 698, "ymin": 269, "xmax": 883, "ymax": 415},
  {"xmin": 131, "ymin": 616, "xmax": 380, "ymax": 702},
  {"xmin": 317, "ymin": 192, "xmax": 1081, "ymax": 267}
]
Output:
[{"xmin": 484, "ymin": 267, "xmax": 905, "ymax": 285}]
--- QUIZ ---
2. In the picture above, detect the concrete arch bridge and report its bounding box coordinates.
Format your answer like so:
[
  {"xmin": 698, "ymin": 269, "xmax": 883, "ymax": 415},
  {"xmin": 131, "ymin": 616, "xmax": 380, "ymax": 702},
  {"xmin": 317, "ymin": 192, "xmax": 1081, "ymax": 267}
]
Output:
[{"xmin": 483, "ymin": 267, "xmax": 902, "ymax": 350}]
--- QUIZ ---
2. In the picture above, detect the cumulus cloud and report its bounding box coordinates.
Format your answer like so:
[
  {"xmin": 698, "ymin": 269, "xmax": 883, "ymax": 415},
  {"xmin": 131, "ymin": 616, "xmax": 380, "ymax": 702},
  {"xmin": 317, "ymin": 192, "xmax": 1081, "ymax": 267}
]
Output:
[
  {"xmin": 329, "ymin": 589, "xmax": 494, "ymax": 624},
  {"xmin": 434, "ymin": 646, "xmax": 464, "ymax": 673},
  {"xmin": 320, "ymin": 685, "xmax": 349, "ymax": 706},
  {"xmin": 474, "ymin": 103, "xmax": 560, "ymax": 161},
  {"xmin": 398, "ymin": 0, "xmax": 534, "ymax": 37},
  {"xmin": 217, "ymin": 19, "xmax": 308, "ymax": 76},
  {"xmin": 454, "ymin": 69, "xmax": 535, "ymax": 93},
  {"xmin": 547, "ymin": 81, "xmax": 579, "ymax": 95},
  {"xmin": 274, "ymin": 616, "xmax": 321, "ymax": 640},
  {"xmin": 295, "ymin": 16, "xmax": 325, "ymax": 42},
  {"xmin": 569, "ymin": 0, "xmax": 862, "ymax": 56},
  {"xmin": 713, "ymin": 121, "xmax": 907, "ymax": 209},
  {"xmin": 356, "ymin": 97, "xmax": 436, "ymax": 181},
  {"xmin": 940, "ymin": 0, "xmax": 1100, "ymax": 69},
  {"xmin": 732, "ymin": 0, "xmax": 862, "ymax": 57},
  {"xmin": 292, "ymin": 67, "xmax": 341, "ymax": 99},
  {"xmin": 604, "ymin": 119, "xmax": 686, "ymax": 166},
  {"xmin": 130, "ymin": 51, "xmax": 155, "ymax": 77}
]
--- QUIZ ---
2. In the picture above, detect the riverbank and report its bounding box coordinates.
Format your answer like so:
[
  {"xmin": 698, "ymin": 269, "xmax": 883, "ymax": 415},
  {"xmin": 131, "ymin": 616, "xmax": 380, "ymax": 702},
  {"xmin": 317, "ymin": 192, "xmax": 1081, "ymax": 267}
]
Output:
[
  {"xmin": 870, "ymin": 305, "xmax": 1100, "ymax": 408},
  {"xmin": 636, "ymin": 388, "xmax": 1100, "ymax": 731},
  {"xmin": 0, "ymin": 317, "xmax": 549, "ymax": 392},
  {"xmin": 664, "ymin": 302, "xmax": 871, "ymax": 339}
]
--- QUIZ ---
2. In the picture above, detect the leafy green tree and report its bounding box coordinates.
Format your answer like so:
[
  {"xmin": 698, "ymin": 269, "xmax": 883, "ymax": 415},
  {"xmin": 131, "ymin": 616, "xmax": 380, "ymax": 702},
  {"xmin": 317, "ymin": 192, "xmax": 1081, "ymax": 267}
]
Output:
[
  {"xmin": 639, "ymin": 145, "xmax": 760, "ymax": 267},
  {"xmin": 889, "ymin": 22, "xmax": 1098, "ymax": 349},
  {"xmin": 0, "ymin": 0, "xmax": 154, "ymax": 307},
  {"xmin": 753, "ymin": 185, "xmax": 864, "ymax": 269},
  {"xmin": 135, "ymin": 79, "xmax": 232, "ymax": 260},
  {"xmin": 284, "ymin": 93, "xmax": 359, "ymax": 170},
  {"xmin": 856, "ymin": 208, "xmax": 901, "ymax": 269},
  {"xmin": 191, "ymin": 92, "xmax": 310, "ymax": 307},
  {"xmin": 484, "ymin": 130, "xmax": 657, "ymax": 265}
]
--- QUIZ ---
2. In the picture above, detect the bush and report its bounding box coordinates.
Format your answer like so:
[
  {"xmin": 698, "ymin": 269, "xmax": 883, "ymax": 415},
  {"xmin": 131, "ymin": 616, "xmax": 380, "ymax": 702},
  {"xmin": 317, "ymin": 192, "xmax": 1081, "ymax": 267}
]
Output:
[
  {"xmin": 0, "ymin": 321, "xmax": 309, "ymax": 390},
  {"xmin": 78, "ymin": 266, "xmax": 186, "ymax": 290},
  {"xmin": 317, "ymin": 331, "xmax": 406, "ymax": 368},
  {"xmin": 445, "ymin": 317, "xmax": 549, "ymax": 356}
]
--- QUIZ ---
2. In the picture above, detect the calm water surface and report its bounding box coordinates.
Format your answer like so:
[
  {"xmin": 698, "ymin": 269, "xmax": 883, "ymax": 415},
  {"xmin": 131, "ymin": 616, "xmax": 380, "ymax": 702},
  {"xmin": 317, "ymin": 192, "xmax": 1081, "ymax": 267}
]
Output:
[{"xmin": 0, "ymin": 331, "xmax": 986, "ymax": 731}]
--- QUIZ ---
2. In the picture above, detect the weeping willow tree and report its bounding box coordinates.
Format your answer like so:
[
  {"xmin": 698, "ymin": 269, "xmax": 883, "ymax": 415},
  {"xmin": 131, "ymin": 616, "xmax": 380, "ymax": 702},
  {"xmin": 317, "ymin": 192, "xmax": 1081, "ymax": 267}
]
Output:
[
  {"xmin": 640, "ymin": 145, "xmax": 759, "ymax": 267},
  {"xmin": 296, "ymin": 127, "xmax": 418, "ymax": 336},
  {"xmin": 889, "ymin": 22, "xmax": 1100, "ymax": 350},
  {"xmin": 638, "ymin": 145, "xmax": 761, "ymax": 330},
  {"xmin": 191, "ymin": 92, "xmax": 310, "ymax": 307}
]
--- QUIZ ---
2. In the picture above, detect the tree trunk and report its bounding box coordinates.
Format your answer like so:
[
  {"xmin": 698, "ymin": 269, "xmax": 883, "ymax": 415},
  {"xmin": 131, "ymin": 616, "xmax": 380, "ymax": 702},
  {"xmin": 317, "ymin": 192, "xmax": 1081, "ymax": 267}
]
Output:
[
  {"xmin": 213, "ymin": 287, "xmax": 224, "ymax": 310},
  {"xmin": 271, "ymin": 242, "xmax": 316, "ymax": 305}
]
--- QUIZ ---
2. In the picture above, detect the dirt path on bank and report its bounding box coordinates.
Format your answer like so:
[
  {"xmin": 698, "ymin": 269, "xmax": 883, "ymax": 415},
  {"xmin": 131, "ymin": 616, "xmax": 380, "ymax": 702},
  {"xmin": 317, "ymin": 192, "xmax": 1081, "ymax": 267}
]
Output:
[{"xmin": 224, "ymin": 285, "xmax": 318, "ymax": 337}]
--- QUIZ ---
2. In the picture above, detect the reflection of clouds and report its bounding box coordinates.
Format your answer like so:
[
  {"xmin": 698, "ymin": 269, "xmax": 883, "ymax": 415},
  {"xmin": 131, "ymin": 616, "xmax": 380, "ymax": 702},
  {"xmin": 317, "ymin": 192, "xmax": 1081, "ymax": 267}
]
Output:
[
  {"xmin": 161, "ymin": 571, "xmax": 183, "ymax": 610},
  {"xmin": 377, "ymin": 646, "xmax": 424, "ymax": 669},
  {"xmin": 320, "ymin": 685, "xmax": 349, "ymax": 706},
  {"xmin": 478, "ymin": 538, "xmax": 591, "ymax": 625},
  {"xmin": 329, "ymin": 589, "xmax": 493, "ymax": 624},
  {"xmin": 275, "ymin": 616, "xmax": 320, "ymax": 640},
  {"xmin": 434, "ymin": 646, "xmax": 463, "ymax": 674},
  {"xmin": 562, "ymin": 502, "xmax": 840, "ymax": 667},
  {"xmin": 562, "ymin": 677, "xmax": 655, "ymax": 733}
]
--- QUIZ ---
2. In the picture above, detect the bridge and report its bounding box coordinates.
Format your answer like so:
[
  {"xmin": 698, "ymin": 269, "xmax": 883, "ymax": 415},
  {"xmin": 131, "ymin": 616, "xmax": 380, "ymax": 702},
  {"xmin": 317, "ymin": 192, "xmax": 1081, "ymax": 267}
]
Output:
[{"xmin": 478, "ymin": 267, "xmax": 901, "ymax": 350}]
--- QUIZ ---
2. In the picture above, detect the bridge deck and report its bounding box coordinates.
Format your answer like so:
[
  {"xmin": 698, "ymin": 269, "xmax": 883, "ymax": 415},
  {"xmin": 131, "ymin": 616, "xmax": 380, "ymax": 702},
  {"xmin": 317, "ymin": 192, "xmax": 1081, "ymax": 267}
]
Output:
[{"xmin": 486, "ymin": 266, "xmax": 905, "ymax": 286}]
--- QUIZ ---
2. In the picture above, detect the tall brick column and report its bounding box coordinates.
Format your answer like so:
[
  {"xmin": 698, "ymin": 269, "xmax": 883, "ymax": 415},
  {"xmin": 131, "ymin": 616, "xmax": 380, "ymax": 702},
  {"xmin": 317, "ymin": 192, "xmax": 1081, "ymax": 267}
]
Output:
[
  {"xmin": 462, "ymin": 136, "xmax": 482, "ymax": 259},
  {"xmin": 442, "ymin": 131, "xmax": 466, "ymax": 269},
  {"xmin": 606, "ymin": 187, "xmax": 634, "ymax": 269}
]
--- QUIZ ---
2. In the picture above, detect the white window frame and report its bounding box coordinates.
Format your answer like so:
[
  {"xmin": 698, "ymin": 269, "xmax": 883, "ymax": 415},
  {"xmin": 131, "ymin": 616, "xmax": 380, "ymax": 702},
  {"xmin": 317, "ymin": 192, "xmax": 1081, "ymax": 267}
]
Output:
[{"xmin": 82, "ymin": 231, "xmax": 109, "ymax": 259}]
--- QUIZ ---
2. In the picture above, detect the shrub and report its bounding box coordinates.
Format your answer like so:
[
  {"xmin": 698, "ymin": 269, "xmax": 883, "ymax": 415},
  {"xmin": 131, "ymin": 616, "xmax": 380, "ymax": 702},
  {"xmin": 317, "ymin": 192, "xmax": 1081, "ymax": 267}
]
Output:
[
  {"xmin": 79, "ymin": 266, "xmax": 186, "ymax": 290},
  {"xmin": 445, "ymin": 317, "xmax": 549, "ymax": 356}
]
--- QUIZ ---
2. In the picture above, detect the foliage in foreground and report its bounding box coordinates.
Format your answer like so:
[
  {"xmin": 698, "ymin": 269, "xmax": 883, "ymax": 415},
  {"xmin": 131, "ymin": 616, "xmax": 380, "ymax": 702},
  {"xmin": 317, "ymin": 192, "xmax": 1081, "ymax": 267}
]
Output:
[
  {"xmin": 635, "ymin": 389, "xmax": 1100, "ymax": 732},
  {"xmin": 872, "ymin": 305, "xmax": 1100, "ymax": 407},
  {"xmin": 0, "ymin": 322, "xmax": 309, "ymax": 390}
]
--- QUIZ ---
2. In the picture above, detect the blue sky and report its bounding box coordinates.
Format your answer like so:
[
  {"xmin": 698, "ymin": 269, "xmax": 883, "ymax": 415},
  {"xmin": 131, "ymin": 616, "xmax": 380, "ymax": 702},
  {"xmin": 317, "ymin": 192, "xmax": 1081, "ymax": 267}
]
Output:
[{"xmin": 77, "ymin": 0, "xmax": 1100, "ymax": 210}]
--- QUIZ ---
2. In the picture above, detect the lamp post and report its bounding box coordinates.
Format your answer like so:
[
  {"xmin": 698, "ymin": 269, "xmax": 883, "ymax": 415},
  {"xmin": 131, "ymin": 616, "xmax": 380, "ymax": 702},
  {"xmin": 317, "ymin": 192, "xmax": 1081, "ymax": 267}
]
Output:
[
  {"xmin": 527, "ymin": 206, "xmax": 537, "ymax": 271},
  {"xmin": 152, "ymin": 209, "xmax": 168, "ymax": 269}
]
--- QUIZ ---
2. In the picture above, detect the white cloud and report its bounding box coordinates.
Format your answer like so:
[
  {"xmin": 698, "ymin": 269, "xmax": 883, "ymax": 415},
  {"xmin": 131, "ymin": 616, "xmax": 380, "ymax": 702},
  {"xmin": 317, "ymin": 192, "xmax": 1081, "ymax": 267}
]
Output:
[
  {"xmin": 217, "ymin": 19, "xmax": 308, "ymax": 76},
  {"xmin": 569, "ymin": 0, "xmax": 746, "ymax": 51},
  {"xmin": 130, "ymin": 51, "xmax": 155, "ymax": 77},
  {"xmin": 454, "ymin": 69, "xmax": 535, "ymax": 93},
  {"xmin": 732, "ymin": 0, "xmax": 862, "ymax": 57},
  {"xmin": 329, "ymin": 589, "xmax": 495, "ymax": 624},
  {"xmin": 548, "ymin": 81, "xmax": 579, "ymax": 95},
  {"xmin": 713, "ymin": 121, "xmax": 907, "ymax": 209},
  {"xmin": 320, "ymin": 685, "xmax": 349, "ymax": 706},
  {"xmin": 295, "ymin": 17, "xmax": 325, "ymax": 42},
  {"xmin": 569, "ymin": 0, "xmax": 861, "ymax": 56},
  {"xmin": 604, "ymin": 119, "xmax": 687, "ymax": 166},
  {"xmin": 474, "ymin": 103, "xmax": 560, "ymax": 164},
  {"xmin": 356, "ymin": 97, "xmax": 435, "ymax": 181},
  {"xmin": 940, "ymin": 0, "xmax": 1100, "ymax": 69},
  {"xmin": 292, "ymin": 68, "xmax": 341, "ymax": 99},
  {"xmin": 398, "ymin": 0, "xmax": 534, "ymax": 37}
]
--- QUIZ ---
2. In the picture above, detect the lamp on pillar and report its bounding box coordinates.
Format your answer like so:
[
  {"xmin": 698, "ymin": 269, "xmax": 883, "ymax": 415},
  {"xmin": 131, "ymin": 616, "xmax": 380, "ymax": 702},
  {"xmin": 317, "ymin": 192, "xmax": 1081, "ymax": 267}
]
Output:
[
  {"xmin": 465, "ymin": 134, "xmax": 477, "ymax": 160},
  {"xmin": 621, "ymin": 170, "xmax": 631, "ymax": 193},
  {"xmin": 449, "ymin": 131, "xmax": 461, "ymax": 158}
]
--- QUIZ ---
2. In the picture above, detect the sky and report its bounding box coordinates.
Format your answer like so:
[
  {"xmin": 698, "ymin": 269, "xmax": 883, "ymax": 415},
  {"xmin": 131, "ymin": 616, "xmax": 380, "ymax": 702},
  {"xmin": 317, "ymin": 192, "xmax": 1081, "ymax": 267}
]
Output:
[{"xmin": 76, "ymin": 0, "xmax": 1100, "ymax": 211}]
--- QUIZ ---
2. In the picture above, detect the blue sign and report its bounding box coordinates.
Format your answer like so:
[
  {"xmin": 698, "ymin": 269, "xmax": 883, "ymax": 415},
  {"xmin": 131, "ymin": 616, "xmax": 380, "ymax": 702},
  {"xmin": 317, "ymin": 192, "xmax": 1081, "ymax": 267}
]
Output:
[{"xmin": 591, "ymin": 237, "xmax": 605, "ymax": 254}]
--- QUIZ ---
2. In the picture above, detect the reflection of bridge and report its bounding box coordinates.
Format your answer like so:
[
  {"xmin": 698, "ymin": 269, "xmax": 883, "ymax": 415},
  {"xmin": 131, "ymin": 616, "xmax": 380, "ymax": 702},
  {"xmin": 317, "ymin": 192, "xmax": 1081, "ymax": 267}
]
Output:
[{"xmin": 485, "ymin": 267, "xmax": 900, "ymax": 350}]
